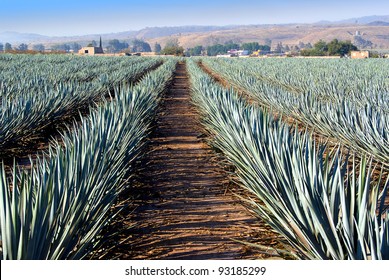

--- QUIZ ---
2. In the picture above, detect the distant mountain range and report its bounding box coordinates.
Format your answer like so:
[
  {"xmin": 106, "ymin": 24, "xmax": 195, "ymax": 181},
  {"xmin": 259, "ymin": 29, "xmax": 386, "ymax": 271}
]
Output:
[
  {"xmin": 366, "ymin": 21, "xmax": 389, "ymax": 26},
  {"xmin": 0, "ymin": 31, "xmax": 50, "ymax": 44},
  {"xmin": 335, "ymin": 15, "xmax": 389, "ymax": 24},
  {"xmin": 1, "ymin": 15, "xmax": 389, "ymax": 49},
  {"xmin": 0, "ymin": 25, "xmax": 248, "ymax": 45}
]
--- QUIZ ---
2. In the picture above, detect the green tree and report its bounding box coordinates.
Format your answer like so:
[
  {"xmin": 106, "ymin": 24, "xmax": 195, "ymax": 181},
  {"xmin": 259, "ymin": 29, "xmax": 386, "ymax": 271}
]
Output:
[
  {"xmin": 154, "ymin": 42, "xmax": 161, "ymax": 53},
  {"xmin": 300, "ymin": 40, "xmax": 327, "ymax": 56},
  {"xmin": 327, "ymin": 39, "xmax": 337, "ymax": 53},
  {"xmin": 161, "ymin": 45, "xmax": 184, "ymax": 56},
  {"xmin": 131, "ymin": 39, "xmax": 151, "ymax": 52},
  {"xmin": 205, "ymin": 42, "xmax": 271, "ymax": 56},
  {"xmin": 241, "ymin": 43, "xmax": 270, "ymax": 53},
  {"xmin": 18, "ymin": 43, "xmax": 28, "ymax": 51},
  {"xmin": 0, "ymin": 43, "xmax": 3, "ymax": 52},
  {"xmin": 107, "ymin": 39, "xmax": 128, "ymax": 53},
  {"xmin": 189, "ymin": 45, "xmax": 203, "ymax": 56},
  {"xmin": 242, "ymin": 42, "xmax": 258, "ymax": 52},
  {"xmin": 165, "ymin": 38, "xmax": 179, "ymax": 48},
  {"xmin": 32, "ymin": 44, "xmax": 45, "ymax": 52},
  {"xmin": 341, "ymin": 41, "xmax": 358, "ymax": 55},
  {"xmin": 224, "ymin": 42, "xmax": 239, "ymax": 51},
  {"xmin": 4, "ymin": 43, "xmax": 12, "ymax": 52},
  {"xmin": 300, "ymin": 39, "xmax": 358, "ymax": 56},
  {"xmin": 71, "ymin": 43, "xmax": 82, "ymax": 52},
  {"xmin": 52, "ymin": 44, "xmax": 71, "ymax": 52},
  {"xmin": 300, "ymin": 48, "xmax": 326, "ymax": 56},
  {"xmin": 314, "ymin": 40, "xmax": 328, "ymax": 52},
  {"xmin": 206, "ymin": 44, "xmax": 225, "ymax": 56},
  {"xmin": 161, "ymin": 39, "xmax": 184, "ymax": 56}
]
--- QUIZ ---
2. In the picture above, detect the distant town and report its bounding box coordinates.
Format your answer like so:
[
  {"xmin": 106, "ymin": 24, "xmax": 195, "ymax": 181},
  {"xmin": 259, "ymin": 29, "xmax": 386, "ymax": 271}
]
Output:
[
  {"xmin": 1, "ymin": 15, "xmax": 389, "ymax": 58},
  {"xmin": 0, "ymin": 36, "xmax": 388, "ymax": 58}
]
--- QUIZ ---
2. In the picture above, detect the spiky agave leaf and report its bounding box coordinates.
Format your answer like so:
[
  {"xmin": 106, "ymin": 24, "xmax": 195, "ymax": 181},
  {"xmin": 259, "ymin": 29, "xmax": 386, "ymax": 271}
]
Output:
[
  {"xmin": 0, "ymin": 58, "xmax": 176, "ymax": 260},
  {"xmin": 187, "ymin": 58, "xmax": 389, "ymax": 260}
]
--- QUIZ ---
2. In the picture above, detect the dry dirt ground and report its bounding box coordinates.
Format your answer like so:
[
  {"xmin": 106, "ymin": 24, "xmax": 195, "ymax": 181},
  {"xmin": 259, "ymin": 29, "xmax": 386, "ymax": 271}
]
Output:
[{"xmin": 96, "ymin": 61, "xmax": 285, "ymax": 260}]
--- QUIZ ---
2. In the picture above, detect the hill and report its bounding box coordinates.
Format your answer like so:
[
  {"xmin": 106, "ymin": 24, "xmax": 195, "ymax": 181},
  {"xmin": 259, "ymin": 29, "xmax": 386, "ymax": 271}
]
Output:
[
  {"xmin": 335, "ymin": 15, "xmax": 389, "ymax": 24},
  {"xmin": 1, "ymin": 15, "xmax": 389, "ymax": 50},
  {"xmin": 366, "ymin": 21, "xmax": 389, "ymax": 26},
  {"xmin": 146, "ymin": 24, "xmax": 389, "ymax": 49},
  {"xmin": 0, "ymin": 31, "xmax": 50, "ymax": 44}
]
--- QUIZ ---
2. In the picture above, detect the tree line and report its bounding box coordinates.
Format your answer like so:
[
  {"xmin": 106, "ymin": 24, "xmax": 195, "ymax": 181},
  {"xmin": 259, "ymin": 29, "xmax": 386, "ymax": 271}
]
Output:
[
  {"xmin": 300, "ymin": 39, "xmax": 358, "ymax": 56},
  {"xmin": 0, "ymin": 39, "xmax": 272, "ymax": 56},
  {"xmin": 204, "ymin": 42, "xmax": 271, "ymax": 56},
  {"xmin": 0, "ymin": 42, "xmax": 82, "ymax": 53},
  {"xmin": 0, "ymin": 38, "xmax": 379, "ymax": 57},
  {"xmin": 0, "ymin": 39, "xmax": 157, "ymax": 53}
]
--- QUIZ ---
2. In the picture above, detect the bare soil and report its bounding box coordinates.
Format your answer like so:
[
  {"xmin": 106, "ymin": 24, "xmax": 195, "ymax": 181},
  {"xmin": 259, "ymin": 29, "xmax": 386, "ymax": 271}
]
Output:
[{"xmin": 95, "ymin": 61, "xmax": 286, "ymax": 260}]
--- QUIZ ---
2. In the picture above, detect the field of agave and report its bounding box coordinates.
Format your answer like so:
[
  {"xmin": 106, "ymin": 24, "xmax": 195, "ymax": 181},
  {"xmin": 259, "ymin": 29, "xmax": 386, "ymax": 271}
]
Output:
[
  {"xmin": 188, "ymin": 57, "xmax": 388, "ymax": 259},
  {"xmin": 0, "ymin": 55, "xmax": 164, "ymax": 158},
  {"xmin": 0, "ymin": 54, "xmax": 176, "ymax": 259},
  {"xmin": 199, "ymin": 58, "xmax": 389, "ymax": 163},
  {"xmin": 0, "ymin": 54, "xmax": 388, "ymax": 260}
]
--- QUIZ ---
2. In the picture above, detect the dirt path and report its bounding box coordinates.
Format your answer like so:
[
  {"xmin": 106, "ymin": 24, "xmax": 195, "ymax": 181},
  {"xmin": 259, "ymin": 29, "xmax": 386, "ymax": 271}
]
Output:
[{"xmin": 97, "ymin": 61, "xmax": 284, "ymax": 260}]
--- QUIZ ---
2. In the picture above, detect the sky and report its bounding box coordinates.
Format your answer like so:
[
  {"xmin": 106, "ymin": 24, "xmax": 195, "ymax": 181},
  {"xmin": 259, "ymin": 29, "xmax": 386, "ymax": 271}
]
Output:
[{"xmin": 1, "ymin": 0, "xmax": 389, "ymax": 36}]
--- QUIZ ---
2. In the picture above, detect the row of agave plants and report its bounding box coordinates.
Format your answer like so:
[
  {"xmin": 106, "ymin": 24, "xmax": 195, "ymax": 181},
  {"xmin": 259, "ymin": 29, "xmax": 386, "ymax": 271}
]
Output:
[
  {"xmin": 200, "ymin": 57, "xmax": 389, "ymax": 108},
  {"xmin": 0, "ymin": 55, "xmax": 163, "ymax": 154},
  {"xmin": 187, "ymin": 59, "xmax": 388, "ymax": 259},
  {"xmin": 200, "ymin": 58, "xmax": 389, "ymax": 164},
  {"xmin": 0, "ymin": 58, "xmax": 177, "ymax": 259},
  {"xmin": 0, "ymin": 55, "xmax": 159, "ymax": 97}
]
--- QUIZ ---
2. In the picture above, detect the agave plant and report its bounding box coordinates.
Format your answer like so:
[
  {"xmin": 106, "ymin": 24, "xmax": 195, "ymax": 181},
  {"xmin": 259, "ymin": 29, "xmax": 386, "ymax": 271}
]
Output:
[
  {"xmin": 200, "ymin": 57, "xmax": 389, "ymax": 164},
  {"xmin": 0, "ymin": 55, "xmax": 164, "ymax": 156},
  {"xmin": 188, "ymin": 59, "xmax": 389, "ymax": 259},
  {"xmin": 0, "ymin": 58, "xmax": 176, "ymax": 259}
]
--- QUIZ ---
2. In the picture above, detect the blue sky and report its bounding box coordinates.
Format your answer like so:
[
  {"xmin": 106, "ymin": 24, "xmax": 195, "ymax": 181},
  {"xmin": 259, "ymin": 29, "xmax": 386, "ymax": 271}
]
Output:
[{"xmin": 1, "ymin": 0, "xmax": 388, "ymax": 36}]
